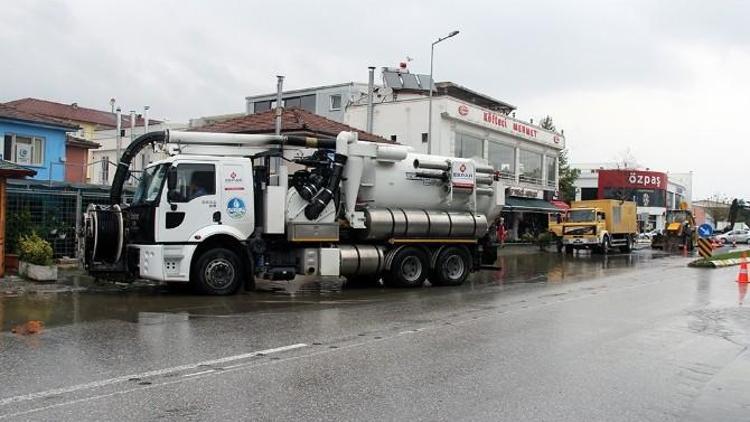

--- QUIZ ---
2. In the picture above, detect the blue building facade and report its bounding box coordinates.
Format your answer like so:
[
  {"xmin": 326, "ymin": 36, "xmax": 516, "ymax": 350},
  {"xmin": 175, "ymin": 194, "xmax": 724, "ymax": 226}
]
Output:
[{"xmin": 0, "ymin": 105, "xmax": 77, "ymax": 181}]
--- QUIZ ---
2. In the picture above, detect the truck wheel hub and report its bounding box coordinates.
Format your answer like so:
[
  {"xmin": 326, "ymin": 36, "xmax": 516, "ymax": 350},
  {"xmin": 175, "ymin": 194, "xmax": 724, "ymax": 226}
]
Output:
[
  {"xmin": 204, "ymin": 259, "xmax": 235, "ymax": 289},
  {"xmin": 442, "ymin": 255, "xmax": 464, "ymax": 280},
  {"xmin": 401, "ymin": 256, "xmax": 422, "ymax": 282}
]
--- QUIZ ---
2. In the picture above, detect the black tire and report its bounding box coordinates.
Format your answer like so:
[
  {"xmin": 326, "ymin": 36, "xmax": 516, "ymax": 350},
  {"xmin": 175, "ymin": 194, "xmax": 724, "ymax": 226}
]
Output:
[
  {"xmin": 620, "ymin": 236, "xmax": 632, "ymax": 253},
  {"xmin": 601, "ymin": 236, "xmax": 611, "ymax": 255},
  {"xmin": 556, "ymin": 240, "xmax": 563, "ymax": 253},
  {"xmin": 383, "ymin": 247, "xmax": 429, "ymax": 288},
  {"xmin": 430, "ymin": 246, "xmax": 471, "ymax": 286},
  {"xmin": 565, "ymin": 245, "xmax": 574, "ymax": 254},
  {"xmin": 192, "ymin": 248, "xmax": 244, "ymax": 295}
]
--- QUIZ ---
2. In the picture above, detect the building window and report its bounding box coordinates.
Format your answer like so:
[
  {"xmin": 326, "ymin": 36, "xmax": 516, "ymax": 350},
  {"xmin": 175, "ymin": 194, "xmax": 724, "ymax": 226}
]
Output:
[
  {"xmin": 390, "ymin": 135, "xmax": 398, "ymax": 142},
  {"xmin": 421, "ymin": 133, "xmax": 428, "ymax": 143},
  {"xmin": 285, "ymin": 96, "xmax": 301, "ymax": 109},
  {"xmin": 300, "ymin": 94, "xmax": 316, "ymax": 112},
  {"xmin": 546, "ymin": 155, "xmax": 557, "ymax": 187},
  {"xmin": 519, "ymin": 149, "xmax": 543, "ymax": 184},
  {"xmin": 488, "ymin": 141, "xmax": 515, "ymax": 179},
  {"xmin": 329, "ymin": 94, "xmax": 342, "ymax": 111},
  {"xmin": 101, "ymin": 156, "xmax": 109, "ymax": 182},
  {"xmin": 456, "ymin": 133, "xmax": 483, "ymax": 159},
  {"xmin": 254, "ymin": 101, "xmax": 272, "ymax": 113},
  {"xmin": 3, "ymin": 134, "xmax": 45, "ymax": 166}
]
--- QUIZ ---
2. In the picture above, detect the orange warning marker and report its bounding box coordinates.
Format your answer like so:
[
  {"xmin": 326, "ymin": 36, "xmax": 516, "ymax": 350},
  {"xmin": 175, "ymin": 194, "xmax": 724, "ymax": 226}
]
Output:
[{"xmin": 738, "ymin": 252, "xmax": 749, "ymax": 284}]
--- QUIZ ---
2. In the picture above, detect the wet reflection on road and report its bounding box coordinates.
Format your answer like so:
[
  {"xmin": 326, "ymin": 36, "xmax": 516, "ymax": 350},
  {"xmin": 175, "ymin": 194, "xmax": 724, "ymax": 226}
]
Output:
[{"xmin": 0, "ymin": 247, "xmax": 680, "ymax": 333}]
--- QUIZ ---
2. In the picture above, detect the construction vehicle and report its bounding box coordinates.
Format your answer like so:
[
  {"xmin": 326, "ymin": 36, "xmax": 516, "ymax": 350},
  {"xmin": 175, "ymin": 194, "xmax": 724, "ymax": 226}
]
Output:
[
  {"xmin": 725, "ymin": 199, "xmax": 750, "ymax": 232},
  {"xmin": 651, "ymin": 203, "xmax": 696, "ymax": 251},
  {"xmin": 557, "ymin": 199, "xmax": 637, "ymax": 254},
  {"xmin": 82, "ymin": 130, "xmax": 504, "ymax": 295}
]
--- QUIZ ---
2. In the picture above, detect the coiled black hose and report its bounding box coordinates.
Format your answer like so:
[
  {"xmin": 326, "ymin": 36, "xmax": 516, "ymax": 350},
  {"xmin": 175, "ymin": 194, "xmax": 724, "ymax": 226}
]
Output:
[{"xmin": 304, "ymin": 153, "xmax": 347, "ymax": 220}]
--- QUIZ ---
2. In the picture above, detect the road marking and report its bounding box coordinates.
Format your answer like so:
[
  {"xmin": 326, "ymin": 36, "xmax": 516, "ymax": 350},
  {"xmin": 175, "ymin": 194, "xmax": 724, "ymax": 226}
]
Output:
[
  {"xmin": 0, "ymin": 343, "xmax": 307, "ymax": 407},
  {"xmin": 182, "ymin": 370, "xmax": 215, "ymax": 378}
]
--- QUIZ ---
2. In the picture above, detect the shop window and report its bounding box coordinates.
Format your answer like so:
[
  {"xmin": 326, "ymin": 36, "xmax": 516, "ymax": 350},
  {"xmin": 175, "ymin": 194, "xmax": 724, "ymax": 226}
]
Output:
[
  {"xmin": 519, "ymin": 149, "xmax": 543, "ymax": 184},
  {"xmin": 329, "ymin": 94, "xmax": 342, "ymax": 111},
  {"xmin": 4, "ymin": 134, "xmax": 45, "ymax": 166},
  {"xmin": 421, "ymin": 133, "xmax": 428, "ymax": 143},
  {"xmin": 488, "ymin": 141, "xmax": 515, "ymax": 177},
  {"xmin": 456, "ymin": 133, "xmax": 483, "ymax": 159}
]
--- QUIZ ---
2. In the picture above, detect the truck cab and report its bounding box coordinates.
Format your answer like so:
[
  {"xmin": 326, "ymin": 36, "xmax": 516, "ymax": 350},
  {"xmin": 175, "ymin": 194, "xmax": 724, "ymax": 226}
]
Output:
[
  {"xmin": 125, "ymin": 156, "xmax": 256, "ymax": 286},
  {"xmin": 558, "ymin": 199, "xmax": 637, "ymax": 254}
]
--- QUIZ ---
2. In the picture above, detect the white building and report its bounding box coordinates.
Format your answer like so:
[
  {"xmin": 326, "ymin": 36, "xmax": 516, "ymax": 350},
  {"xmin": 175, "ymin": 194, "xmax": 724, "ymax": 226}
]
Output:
[{"xmin": 91, "ymin": 121, "xmax": 186, "ymax": 185}]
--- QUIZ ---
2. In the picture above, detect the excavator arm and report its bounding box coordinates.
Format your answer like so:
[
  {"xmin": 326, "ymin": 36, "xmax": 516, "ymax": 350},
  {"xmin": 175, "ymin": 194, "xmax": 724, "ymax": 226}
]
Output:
[{"xmin": 726, "ymin": 199, "xmax": 750, "ymax": 231}]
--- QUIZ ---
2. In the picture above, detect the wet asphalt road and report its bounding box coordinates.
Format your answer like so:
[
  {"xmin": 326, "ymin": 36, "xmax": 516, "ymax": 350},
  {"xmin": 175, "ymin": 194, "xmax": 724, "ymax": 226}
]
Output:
[{"xmin": 2, "ymin": 247, "xmax": 750, "ymax": 421}]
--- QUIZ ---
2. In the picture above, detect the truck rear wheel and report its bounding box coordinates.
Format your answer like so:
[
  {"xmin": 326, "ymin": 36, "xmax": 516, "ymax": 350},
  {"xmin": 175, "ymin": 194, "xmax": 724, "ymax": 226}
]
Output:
[
  {"xmin": 383, "ymin": 247, "xmax": 428, "ymax": 288},
  {"xmin": 620, "ymin": 236, "xmax": 632, "ymax": 253},
  {"xmin": 430, "ymin": 246, "xmax": 471, "ymax": 286},
  {"xmin": 193, "ymin": 248, "xmax": 243, "ymax": 295}
]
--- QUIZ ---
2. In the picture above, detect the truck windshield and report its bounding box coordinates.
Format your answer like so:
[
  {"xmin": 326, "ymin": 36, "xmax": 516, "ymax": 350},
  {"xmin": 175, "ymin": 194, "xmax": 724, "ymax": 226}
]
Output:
[
  {"xmin": 132, "ymin": 164, "xmax": 168, "ymax": 206},
  {"xmin": 568, "ymin": 209, "xmax": 596, "ymax": 223},
  {"xmin": 667, "ymin": 212, "xmax": 688, "ymax": 223}
]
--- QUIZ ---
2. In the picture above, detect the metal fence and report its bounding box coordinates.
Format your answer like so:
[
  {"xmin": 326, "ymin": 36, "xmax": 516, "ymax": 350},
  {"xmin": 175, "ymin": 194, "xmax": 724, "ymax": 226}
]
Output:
[{"xmin": 6, "ymin": 186, "xmax": 118, "ymax": 259}]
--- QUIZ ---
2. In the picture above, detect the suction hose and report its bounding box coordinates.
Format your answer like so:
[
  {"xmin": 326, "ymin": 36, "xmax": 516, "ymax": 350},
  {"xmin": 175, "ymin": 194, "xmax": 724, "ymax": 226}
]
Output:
[{"xmin": 110, "ymin": 130, "xmax": 167, "ymax": 205}]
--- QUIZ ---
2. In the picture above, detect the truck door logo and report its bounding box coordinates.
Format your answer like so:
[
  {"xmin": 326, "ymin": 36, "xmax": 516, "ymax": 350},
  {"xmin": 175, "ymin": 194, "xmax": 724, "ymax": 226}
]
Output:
[{"xmin": 227, "ymin": 197, "xmax": 247, "ymax": 219}]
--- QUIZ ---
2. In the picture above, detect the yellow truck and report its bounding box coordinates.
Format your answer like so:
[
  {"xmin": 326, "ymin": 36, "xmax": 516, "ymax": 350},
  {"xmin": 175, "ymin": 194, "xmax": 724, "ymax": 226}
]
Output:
[{"xmin": 558, "ymin": 199, "xmax": 637, "ymax": 254}]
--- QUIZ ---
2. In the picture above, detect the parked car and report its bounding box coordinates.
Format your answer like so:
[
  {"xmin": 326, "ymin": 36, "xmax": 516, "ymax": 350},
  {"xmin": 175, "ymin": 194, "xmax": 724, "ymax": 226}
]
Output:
[{"xmin": 714, "ymin": 229, "xmax": 750, "ymax": 244}]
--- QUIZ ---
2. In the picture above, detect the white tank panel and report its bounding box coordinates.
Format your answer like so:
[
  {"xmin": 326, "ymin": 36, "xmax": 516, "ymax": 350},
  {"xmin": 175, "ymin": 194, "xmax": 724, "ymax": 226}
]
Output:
[{"xmin": 357, "ymin": 152, "xmax": 502, "ymax": 220}]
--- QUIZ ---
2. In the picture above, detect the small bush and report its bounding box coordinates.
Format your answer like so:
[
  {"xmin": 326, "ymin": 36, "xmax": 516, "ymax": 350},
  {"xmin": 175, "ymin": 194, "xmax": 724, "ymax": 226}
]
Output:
[
  {"xmin": 18, "ymin": 232, "xmax": 54, "ymax": 266},
  {"xmin": 522, "ymin": 232, "xmax": 556, "ymax": 251}
]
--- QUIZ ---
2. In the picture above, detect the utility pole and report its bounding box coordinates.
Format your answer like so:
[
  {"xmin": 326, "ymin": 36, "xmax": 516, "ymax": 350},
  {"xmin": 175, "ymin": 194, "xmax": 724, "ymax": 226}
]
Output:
[{"xmin": 427, "ymin": 30, "xmax": 459, "ymax": 155}]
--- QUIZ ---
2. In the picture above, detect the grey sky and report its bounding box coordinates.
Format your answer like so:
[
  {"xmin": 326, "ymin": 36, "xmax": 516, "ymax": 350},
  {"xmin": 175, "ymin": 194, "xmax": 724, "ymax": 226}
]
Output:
[{"xmin": 1, "ymin": 0, "xmax": 748, "ymax": 199}]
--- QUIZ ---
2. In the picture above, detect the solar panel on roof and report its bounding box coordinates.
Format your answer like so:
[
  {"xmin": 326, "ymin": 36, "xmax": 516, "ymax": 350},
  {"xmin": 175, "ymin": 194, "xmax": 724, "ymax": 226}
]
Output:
[
  {"xmin": 383, "ymin": 71, "xmax": 403, "ymax": 89},
  {"xmin": 415, "ymin": 74, "xmax": 434, "ymax": 90},
  {"xmin": 401, "ymin": 73, "xmax": 420, "ymax": 90}
]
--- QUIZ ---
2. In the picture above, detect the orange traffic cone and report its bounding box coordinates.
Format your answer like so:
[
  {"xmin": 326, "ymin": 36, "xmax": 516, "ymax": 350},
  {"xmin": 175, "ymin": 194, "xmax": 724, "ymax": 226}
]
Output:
[{"xmin": 738, "ymin": 252, "xmax": 749, "ymax": 284}]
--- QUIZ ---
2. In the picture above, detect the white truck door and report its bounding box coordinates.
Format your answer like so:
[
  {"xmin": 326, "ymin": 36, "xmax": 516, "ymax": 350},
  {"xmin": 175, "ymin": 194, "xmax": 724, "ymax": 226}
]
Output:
[
  {"xmin": 158, "ymin": 162, "xmax": 219, "ymax": 243},
  {"xmin": 219, "ymin": 162, "xmax": 254, "ymax": 237}
]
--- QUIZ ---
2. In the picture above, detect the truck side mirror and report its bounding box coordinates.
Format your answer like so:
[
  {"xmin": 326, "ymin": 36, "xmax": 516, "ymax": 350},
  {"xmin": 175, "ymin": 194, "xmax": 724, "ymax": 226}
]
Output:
[{"xmin": 167, "ymin": 167, "xmax": 177, "ymax": 190}]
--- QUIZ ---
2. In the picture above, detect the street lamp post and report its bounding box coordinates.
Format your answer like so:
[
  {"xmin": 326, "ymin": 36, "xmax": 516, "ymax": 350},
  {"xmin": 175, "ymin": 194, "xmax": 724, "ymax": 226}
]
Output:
[{"xmin": 427, "ymin": 30, "xmax": 459, "ymax": 155}]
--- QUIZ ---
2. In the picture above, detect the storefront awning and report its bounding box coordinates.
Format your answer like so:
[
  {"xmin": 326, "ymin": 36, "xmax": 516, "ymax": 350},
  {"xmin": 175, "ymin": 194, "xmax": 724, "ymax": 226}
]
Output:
[
  {"xmin": 504, "ymin": 197, "xmax": 560, "ymax": 213},
  {"xmin": 549, "ymin": 200, "xmax": 570, "ymax": 210}
]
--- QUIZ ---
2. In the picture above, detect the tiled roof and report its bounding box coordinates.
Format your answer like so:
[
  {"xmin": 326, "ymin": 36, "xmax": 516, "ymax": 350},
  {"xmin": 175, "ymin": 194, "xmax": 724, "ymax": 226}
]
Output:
[
  {"xmin": 66, "ymin": 134, "xmax": 100, "ymax": 149},
  {"xmin": 4, "ymin": 98, "xmax": 159, "ymax": 129},
  {"xmin": 193, "ymin": 108, "xmax": 391, "ymax": 143},
  {"xmin": 0, "ymin": 103, "xmax": 79, "ymax": 130},
  {"xmin": 0, "ymin": 159, "xmax": 36, "ymax": 178}
]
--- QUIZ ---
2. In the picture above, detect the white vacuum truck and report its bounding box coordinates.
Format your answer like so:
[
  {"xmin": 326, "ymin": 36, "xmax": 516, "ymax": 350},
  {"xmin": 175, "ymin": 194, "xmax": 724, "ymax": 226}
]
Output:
[{"xmin": 83, "ymin": 130, "xmax": 503, "ymax": 295}]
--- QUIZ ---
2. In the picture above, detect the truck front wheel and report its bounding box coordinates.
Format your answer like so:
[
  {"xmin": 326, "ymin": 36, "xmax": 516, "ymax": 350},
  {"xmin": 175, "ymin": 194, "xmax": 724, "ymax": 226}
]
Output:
[
  {"xmin": 430, "ymin": 246, "xmax": 471, "ymax": 286},
  {"xmin": 193, "ymin": 248, "xmax": 244, "ymax": 295},
  {"xmin": 383, "ymin": 247, "xmax": 428, "ymax": 288}
]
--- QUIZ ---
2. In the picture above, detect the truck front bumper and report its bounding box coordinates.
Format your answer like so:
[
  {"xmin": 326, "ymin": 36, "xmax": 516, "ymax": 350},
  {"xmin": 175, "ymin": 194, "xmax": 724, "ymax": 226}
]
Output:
[
  {"xmin": 562, "ymin": 236, "xmax": 600, "ymax": 246},
  {"xmin": 129, "ymin": 244, "xmax": 197, "ymax": 282}
]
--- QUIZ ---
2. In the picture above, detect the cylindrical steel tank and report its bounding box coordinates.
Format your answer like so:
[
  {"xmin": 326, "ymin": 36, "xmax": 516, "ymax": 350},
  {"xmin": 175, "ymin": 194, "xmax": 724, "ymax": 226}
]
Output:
[
  {"xmin": 339, "ymin": 245, "xmax": 385, "ymax": 276},
  {"xmin": 364, "ymin": 208, "xmax": 488, "ymax": 240}
]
